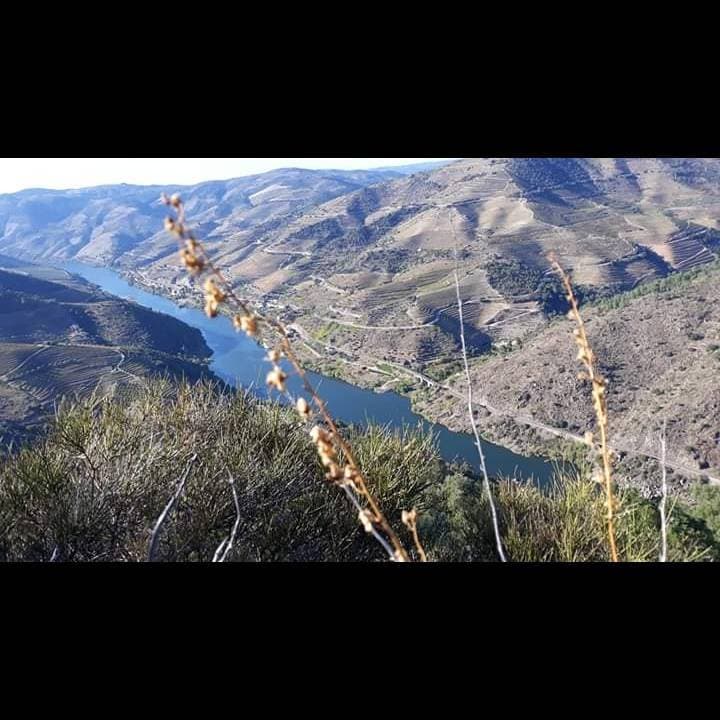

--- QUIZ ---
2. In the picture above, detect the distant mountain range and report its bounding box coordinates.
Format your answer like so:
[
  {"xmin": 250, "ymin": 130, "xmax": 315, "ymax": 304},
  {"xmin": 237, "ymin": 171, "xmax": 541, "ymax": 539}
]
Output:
[
  {"xmin": 0, "ymin": 166, "xmax": 412, "ymax": 266},
  {"xmin": 370, "ymin": 160, "xmax": 457, "ymax": 174}
]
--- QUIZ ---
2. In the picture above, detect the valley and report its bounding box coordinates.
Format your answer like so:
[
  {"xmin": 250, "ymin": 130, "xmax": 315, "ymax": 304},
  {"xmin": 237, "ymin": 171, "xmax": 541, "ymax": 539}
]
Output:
[{"xmin": 1, "ymin": 158, "xmax": 719, "ymax": 490}]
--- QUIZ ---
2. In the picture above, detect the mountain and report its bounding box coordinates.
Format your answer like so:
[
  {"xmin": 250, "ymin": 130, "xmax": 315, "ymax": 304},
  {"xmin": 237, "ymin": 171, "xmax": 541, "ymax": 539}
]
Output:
[
  {"xmin": 0, "ymin": 260, "xmax": 213, "ymax": 445},
  {"xmin": 371, "ymin": 160, "xmax": 456, "ymax": 174},
  {"xmin": 3, "ymin": 159, "xmax": 720, "ymax": 371},
  {"xmin": 160, "ymin": 158, "xmax": 717, "ymax": 391},
  {"xmin": 0, "ymin": 167, "xmax": 404, "ymax": 268}
]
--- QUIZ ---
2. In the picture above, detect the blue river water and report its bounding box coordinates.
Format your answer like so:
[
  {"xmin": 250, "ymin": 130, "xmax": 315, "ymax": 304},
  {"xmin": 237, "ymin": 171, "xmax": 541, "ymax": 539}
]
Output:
[{"xmin": 63, "ymin": 261, "xmax": 556, "ymax": 484}]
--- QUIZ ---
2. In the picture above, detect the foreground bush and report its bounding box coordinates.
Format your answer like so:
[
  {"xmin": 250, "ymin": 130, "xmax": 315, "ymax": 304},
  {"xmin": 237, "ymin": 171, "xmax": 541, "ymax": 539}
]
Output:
[
  {"xmin": 421, "ymin": 470, "xmax": 718, "ymax": 562},
  {"xmin": 0, "ymin": 380, "xmax": 435, "ymax": 561},
  {"xmin": 0, "ymin": 379, "xmax": 717, "ymax": 562}
]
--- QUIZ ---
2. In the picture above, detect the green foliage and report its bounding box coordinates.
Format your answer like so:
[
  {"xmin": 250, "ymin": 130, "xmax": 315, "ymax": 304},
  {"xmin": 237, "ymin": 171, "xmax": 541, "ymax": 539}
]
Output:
[
  {"xmin": 423, "ymin": 359, "xmax": 464, "ymax": 382},
  {"xmin": 593, "ymin": 259, "xmax": 720, "ymax": 312},
  {"xmin": 485, "ymin": 258, "xmax": 543, "ymax": 296},
  {"xmin": 0, "ymin": 380, "xmax": 435, "ymax": 562},
  {"xmin": 418, "ymin": 465, "xmax": 719, "ymax": 562},
  {"xmin": 314, "ymin": 323, "xmax": 340, "ymax": 342},
  {"xmin": 686, "ymin": 484, "xmax": 720, "ymax": 546},
  {"xmin": 537, "ymin": 277, "xmax": 611, "ymax": 316},
  {"xmin": 1, "ymin": 379, "xmax": 718, "ymax": 562}
]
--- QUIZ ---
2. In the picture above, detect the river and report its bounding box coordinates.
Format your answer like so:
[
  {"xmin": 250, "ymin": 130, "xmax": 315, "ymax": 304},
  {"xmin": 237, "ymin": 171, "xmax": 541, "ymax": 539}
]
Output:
[{"xmin": 63, "ymin": 261, "xmax": 556, "ymax": 484}]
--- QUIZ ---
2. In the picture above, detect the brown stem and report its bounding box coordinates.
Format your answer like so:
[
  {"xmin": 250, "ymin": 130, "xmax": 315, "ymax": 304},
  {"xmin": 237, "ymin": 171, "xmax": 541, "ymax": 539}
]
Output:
[
  {"xmin": 165, "ymin": 199, "xmax": 410, "ymax": 562},
  {"xmin": 553, "ymin": 261, "xmax": 619, "ymax": 562}
]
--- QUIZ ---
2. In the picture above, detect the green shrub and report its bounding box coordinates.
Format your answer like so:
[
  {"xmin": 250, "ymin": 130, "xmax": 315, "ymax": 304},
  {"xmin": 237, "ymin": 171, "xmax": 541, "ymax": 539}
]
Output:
[
  {"xmin": 0, "ymin": 380, "xmax": 434, "ymax": 562},
  {"xmin": 685, "ymin": 484, "xmax": 720, "ymax": 546},
  {"xmin": 1, "ymin": 379, "xmax": 717, "ymax": 562}
]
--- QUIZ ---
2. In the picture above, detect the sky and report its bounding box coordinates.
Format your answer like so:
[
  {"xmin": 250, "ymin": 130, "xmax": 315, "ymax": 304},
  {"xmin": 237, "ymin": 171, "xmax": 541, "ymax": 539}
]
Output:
[{"xmin": 0, "ymin": 158, "xmax": 457, "ymax": 194}]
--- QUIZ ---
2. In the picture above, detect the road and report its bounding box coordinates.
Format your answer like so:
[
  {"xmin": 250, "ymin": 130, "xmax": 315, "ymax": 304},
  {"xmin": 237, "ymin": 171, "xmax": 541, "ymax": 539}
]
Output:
[
  {"xmin": 358, "ymin": 354, "xmax": 720, "ymax": 485},
  {"xmin": 321, "ymin": 316, "xmax": 437, "ymax": 332}
]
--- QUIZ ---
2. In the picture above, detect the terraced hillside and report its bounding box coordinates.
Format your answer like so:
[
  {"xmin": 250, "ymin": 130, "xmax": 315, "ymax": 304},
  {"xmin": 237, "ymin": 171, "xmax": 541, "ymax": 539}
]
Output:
[
  {"xmin": 0, "ymin": 262, "xmax": 214, "ymax": 446},
  {"xmin": 411, "ymin": 261, "xmax": 720, "ymax": 491},
  {"xmin": 0, "ymin": 167, "xmax": 406, "ymax": 269},
  {"xmin": 181, "ymin": 158, "xmax": 718, "ymax": 392},
  {"xmin": 4, "ymin": 160, "xmax": 719, "ymax": 363}
]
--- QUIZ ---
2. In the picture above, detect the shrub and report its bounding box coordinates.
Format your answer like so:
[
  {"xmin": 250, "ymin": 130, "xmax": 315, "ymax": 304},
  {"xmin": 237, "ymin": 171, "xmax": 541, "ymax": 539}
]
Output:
[
  {"xmin": 1, "ymin": 379, "xmax": 717, "ymax": 561},
  {"xmin": 0, "ymin": 380, "xmax": 436, "ymax": 562}
]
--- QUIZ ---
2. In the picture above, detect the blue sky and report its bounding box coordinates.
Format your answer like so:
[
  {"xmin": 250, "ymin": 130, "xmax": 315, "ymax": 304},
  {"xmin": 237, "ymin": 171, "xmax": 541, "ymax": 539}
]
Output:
[{"xmin": 0, "ymin": 158, "xmax": 457, "ymax": 194}]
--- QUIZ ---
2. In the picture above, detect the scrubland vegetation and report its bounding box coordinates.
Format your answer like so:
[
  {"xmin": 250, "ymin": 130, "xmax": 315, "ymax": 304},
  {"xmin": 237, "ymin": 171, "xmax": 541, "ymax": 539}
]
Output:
[{"xmin": 1, "ymin": 378, "xmax": 718, "ymax": 562}]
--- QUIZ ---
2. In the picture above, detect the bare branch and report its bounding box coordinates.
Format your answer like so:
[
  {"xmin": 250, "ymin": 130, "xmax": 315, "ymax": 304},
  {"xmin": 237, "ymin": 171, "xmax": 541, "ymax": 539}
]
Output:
[
  {"xmin": 213, "ymin": 473, "xmax": 242, "ymax": 563},
  {"xmin": 449, "ymin": 210, "xmax": 507, "ymax": 562},
  {"xmin": 147, "ymin": 453, "xmax": 198, "ymax": 562},
  {"xmin": 659, "ymin": 420, "xmax": 668, "ymax": 563}
]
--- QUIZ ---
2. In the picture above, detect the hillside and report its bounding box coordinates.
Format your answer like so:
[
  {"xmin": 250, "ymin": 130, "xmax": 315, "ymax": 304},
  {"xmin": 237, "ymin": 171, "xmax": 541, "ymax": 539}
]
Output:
[
  {"xmin": 0, "ymin": 167, "xmax": 405, "ymax": 268},
  {"xmin": 247, "ymin": 158, "xmax": 720, "ymax": 358},
  {"xmin": 98, "ymin": 158, "xmax": 720, "ymax": 379},
  {"xmin": 0, "ymin": 261, "xmax": 214, "ymax": 445},
  {"xmin": 411, "ymin": 261, "xmax": 720, "ymax": 492}
]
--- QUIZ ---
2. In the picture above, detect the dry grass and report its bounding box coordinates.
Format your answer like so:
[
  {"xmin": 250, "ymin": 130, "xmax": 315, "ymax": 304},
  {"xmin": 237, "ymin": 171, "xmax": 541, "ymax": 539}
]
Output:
[{"xmin": 551, "ymin": 257, "xmax": 619, "ymax": 561}]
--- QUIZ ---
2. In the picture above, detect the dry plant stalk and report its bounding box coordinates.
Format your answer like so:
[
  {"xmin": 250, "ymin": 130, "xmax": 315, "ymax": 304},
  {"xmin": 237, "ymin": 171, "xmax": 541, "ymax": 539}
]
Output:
[
  {"xmin": 551, "ymin": 258, "xmax": 619, "ymax": 562},
  {"xmin": 454, "ymin": 268, "xmax": 507, "ymax": 562},
  {"xmin": 448, "ymin": 210, "xmax": 506, "ymax": 562},
  {"xmin": 147, "ymin": 452, "xmax": 198, "ymax": 561},
  {"xmin": 162, "ymin": 193, "xmax": 427, "ymax": 562},
  {"xmin": 658, "ymin": 420, "xmax": 668, "ymax": 563},
  {"xmin": 213, "ymin": 473, "xmax": 242, "ymax": 563},
  {"xmin": 401, "ymin": 509, "xmax": 427, "ymax": 562}
]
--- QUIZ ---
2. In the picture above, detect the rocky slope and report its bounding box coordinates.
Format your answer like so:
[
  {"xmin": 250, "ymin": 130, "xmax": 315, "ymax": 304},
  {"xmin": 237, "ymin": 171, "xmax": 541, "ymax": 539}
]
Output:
[{"xmin": 412, "ymin": 261, "xmax": 720, "ymax": 491}]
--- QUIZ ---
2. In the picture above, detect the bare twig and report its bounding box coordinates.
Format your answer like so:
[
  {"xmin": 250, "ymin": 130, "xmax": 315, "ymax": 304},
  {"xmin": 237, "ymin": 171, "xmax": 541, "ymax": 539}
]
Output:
[
  {"xmin": 213, "ymin": 473, "xmax": 242, "ymax": 563},
  {"xmin": 147, "ymin": 453, "xmax": 198, "ymax": 562},
  {"xmin": 659, "ymin": 420, "xmax": 668, "ymax": 563},
  {"xmin": 449, "ymin": 210, "xmax": 506, "ymax": 562}
]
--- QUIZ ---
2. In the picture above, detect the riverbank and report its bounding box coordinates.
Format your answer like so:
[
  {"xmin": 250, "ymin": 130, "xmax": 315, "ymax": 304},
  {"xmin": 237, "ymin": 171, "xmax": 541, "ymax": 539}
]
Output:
[
  {"xmin": 91, "ymin": 263, "xmax": 720, "ymax": 498},
  {"xmin": 60, "ymin": 261, "xmax": 557, "ymax": 483},
  {"xmin": 122, "ymin": 267, "xmax": 560, "ymax": 460}
]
